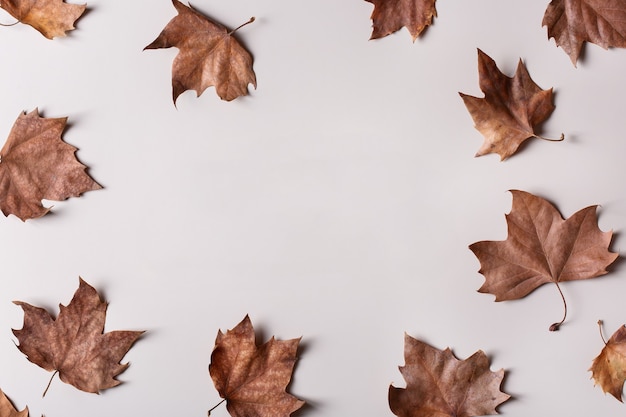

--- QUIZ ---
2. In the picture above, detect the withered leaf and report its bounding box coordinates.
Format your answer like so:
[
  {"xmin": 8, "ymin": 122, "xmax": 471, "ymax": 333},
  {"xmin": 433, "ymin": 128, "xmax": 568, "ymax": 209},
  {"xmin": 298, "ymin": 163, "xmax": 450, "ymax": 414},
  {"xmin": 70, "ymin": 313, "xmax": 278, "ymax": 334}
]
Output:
[
  {"xmin": 0, "ymin": 0, "xmax": 85, "ymax": 39},
  {"xmin": 145, "ymin": 0, "xmax": 256, "ymax": 102},
  {"xmin": 590, "ymin": 322, "xmax": 626, "ymax": 401},
  {"xmin": 13, "ymin": 277, "xmax": 144, "ymax": 395},
  {"xmin": 0, "ymin": 109, "xmax": 101, "ymax": 221},
  {"xmin": 543, "ymin": 0, "xmax": 626, "ymax": 66},
  {"xmin": 469, "ymin": 190, "xmax": 617, "ymax": 330},
  {"xmin": 0, "ymin": 389, "xmax": 28, "ymax": 417},
  {"xmin": 365, "ymin": 0, "xmax": 436, "ymax": 41},
  {"xmin": 209, "ymin": 315, "xmax": 304, "ymax": 417},
  {"xmin": 459, "ymin": 49, "xmax": 560, "ymax": 160},
  {"xmin": 389, "ymin": 334, "xmax": 510, "ymax": 417}
]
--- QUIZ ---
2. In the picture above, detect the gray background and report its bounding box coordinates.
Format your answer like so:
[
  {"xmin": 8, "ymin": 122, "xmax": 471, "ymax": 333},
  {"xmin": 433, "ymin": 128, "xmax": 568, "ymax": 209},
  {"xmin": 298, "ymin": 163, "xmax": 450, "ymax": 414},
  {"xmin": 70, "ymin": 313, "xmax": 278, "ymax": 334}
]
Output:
[{"xmin": 1, "ymin": 0, "xmax": 626, "ymax": 416}]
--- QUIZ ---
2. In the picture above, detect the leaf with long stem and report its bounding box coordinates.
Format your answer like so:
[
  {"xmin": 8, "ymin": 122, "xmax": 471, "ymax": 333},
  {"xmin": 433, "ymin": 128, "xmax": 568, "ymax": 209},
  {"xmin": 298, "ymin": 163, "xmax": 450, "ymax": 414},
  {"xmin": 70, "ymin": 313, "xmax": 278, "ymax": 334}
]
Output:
[{"xmin": 470, "ymin": 190, "xmax": 617, "ymax": 330}]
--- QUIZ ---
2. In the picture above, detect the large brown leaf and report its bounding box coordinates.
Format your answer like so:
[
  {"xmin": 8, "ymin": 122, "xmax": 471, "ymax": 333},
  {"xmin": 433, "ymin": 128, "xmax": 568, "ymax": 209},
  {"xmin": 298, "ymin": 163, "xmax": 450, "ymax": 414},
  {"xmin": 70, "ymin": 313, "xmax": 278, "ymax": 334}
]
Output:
[
  {"xmin": 208, "ymin": 315, "xmax": 304, "ymax": 417},
  {"xmin": 543, "ymin": 0, "xmax": 626, "ymax": 66},
  {"xmin": 590, "ymin": 322, "xmax": 626, "ymax": 401},
  {"xmin": 0, "ymin": 109, "xmax": 101, "ymax": 221},
  {"xmin": 459, "ymin": 49, "xmax": 560, "ymax": 161},
  {"xmin": 389, "ymin": 334, "xmax": 510, "ymax": 417},
  {"xmin": 0, "ymin": 0, "xmax": 85, "ymax": 39},
  {"xmin": 365, "ymin": 0, "xmax": 437, "ymax": 41},
  {"xmin": 13, "ymin": 278, "xmax": 144, "ymax": 395},
  {"xmin": 469, "ymin": 190, "xmax": 617, "ymax": 330},
  {"xmin": 145, "ymin": 0, "xmax": 256, "ymax": 102},
  {"xmin": 0, "ymin": 390, "xmax": 28, "ymax": 417}
]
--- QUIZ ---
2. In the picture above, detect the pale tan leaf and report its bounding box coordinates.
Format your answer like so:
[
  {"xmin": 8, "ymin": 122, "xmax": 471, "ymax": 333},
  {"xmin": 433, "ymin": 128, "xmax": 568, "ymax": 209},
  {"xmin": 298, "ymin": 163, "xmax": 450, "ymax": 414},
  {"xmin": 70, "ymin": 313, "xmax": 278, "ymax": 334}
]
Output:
[{"xmin": 0, "ymin": 0, "xmax": 85, "ymax": 39}]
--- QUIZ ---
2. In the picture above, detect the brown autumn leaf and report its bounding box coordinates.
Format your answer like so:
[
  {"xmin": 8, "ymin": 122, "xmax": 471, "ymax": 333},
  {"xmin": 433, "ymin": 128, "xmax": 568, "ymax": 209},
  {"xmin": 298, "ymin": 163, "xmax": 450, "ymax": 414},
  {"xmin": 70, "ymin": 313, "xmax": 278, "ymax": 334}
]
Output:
[
  {"xmin": 543, "ymin": 0, "xmax": 626, "ymax": 66},
  {"xmin": 0, "ymin": 109, "xmax": 101, "ymax": 221},
  {"xmin": 144, "ymin": 0, "xmax": 256, "ymax": 103},
  {"xmin": 0, "ymin": 389, "xmax": 28, "ymax": 417},
  {"xmin": 469, "ymin": 190, "xmax": 618, "ymax": 331},
  {"xmin": 13, "ymin": 277, "xmax": 144, "ymax": 395},
  {"xmin": 590, "ymin": 321, "xmax": 626, "ymax": 401},
  {"xmin": 365, "ymin": 0, "xmax": 437, "ymax": 41},
  {"xmin": 0, "ymin": 0, "xmax": 85, "ymax": 39},
  {"xmin": 459, "ymin": 49, "xmax": 562, "ymax": 161},
  {"xmin": 208, "ymin": 315, "xmax": 304, "ymax": 417},
  {"xmin": 389, "ymin": 334, "xmax": 510, "ymax": 417}
]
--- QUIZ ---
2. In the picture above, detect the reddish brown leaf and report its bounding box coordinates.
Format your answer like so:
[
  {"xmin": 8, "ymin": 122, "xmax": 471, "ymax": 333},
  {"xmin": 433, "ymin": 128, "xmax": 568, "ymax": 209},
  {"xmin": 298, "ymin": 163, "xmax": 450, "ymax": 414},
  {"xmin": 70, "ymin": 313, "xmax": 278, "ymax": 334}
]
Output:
[
  {"xmin": 543, "ymin": 0, "xmax": 626, "ymax": 66},
  {"xmin": 459, "ymin": 49, "xmax": 560, "ymax": 160},
  {"xmin": 13, "ymin": 278, "xmax": 144, "ymax": 395},
  {"xmin": 0, "ymin": 109, "xmax": 101, "ymax": 221},
  {"xmin": 0, "ymin": 0, "xmax": 85, "ymax": 39},
  {"xmin": 590, "ymin": 322, "xmax": 626, "ymax": 401},
  {"xmin": 389, "ymin": 334, "xmax": 510, "ymax": 417},
  {"xmin": 208, "ymin": 315, "xmax": 304, "ymax": 417},
  {"xmin": 470, "ymin": 190, "xmax": 617, "ymax": 330},
  {"xmin": 145, "ymin": 0, "xmax": 256, "ymax": 102},
  {"xmin": 0, "ymin": 390, "xmax": 28, "ymax": 417},
  {"xmin": 365, "ymin": 0, "xmax": 437, "ymax": 41}
]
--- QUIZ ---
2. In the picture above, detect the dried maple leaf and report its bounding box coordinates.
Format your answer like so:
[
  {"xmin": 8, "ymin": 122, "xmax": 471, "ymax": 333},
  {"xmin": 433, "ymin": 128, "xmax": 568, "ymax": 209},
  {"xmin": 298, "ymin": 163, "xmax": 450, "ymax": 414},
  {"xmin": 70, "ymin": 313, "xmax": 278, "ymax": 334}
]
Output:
[
  {"xmin": 144, "ymin": 0, "xmax": 256, "ymax": 103},
  {"xmin": 459, "ymin": 49, "xmax": 562, "ymax": 161},
  {"xmin": 590, "ymin": 321, "xmax": 626, "ymax": 401},
  {"xmin": 389, "ymin": 334, "xmax": 510, "ymax": 417},
  {"xmin": 0, "ymin": 109, "xmax": 101, "ymax": 221},
  {"xmin": 208, "ymin": 315, "xmax": 304, "ymax": 417},
  {"xmin": 470, "ymin": 190, "xmax": 617, "ymax": 330},
  {"xmin": 12, "ymin": 277, "xmax": 144, "ymax": 395},
  {"xmin": 0, "ymin": 389, "xmax": 28, "ymax": 417},
  {"xmin": 365, "ymin": 0, "xmax": 437, "ymax": 41},
  {"xmin": 0, "ymin": 0, "xmax": 85, "ymax": 39},
  {"xmin": 542, "ymin": 0, "xmax": 626, "ymax": 66}
]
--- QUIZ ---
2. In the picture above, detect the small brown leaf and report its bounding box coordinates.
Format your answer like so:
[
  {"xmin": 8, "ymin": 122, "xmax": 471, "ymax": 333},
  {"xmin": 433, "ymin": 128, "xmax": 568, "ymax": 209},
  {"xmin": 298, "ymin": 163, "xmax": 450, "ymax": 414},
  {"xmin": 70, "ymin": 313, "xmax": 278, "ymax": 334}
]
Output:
[
  {"xmin": 0, "ymin": 389, "xmax": 28, "ymax": 417},
  {"xmin": 0, "ymin": 109, "xmax": 101, "ymax": 221},
  {"xmin": 209, "ymin": 315, "xmax": 304, "ymax": 417},
  {"xmin": 365, "ymin": 0, "xmax": 437, "ymax": 41},
  {"xmin": 470, "ymin": 190, "xmax": 617, "ymax": 329},
  {"xmin": 0, "ymin": 0, "xmax": 85, "ymax": 39},
  {"xmin": 389, "ymin": 334, "xmax": 510, "ymax": 417},
  {"xmin": 590, "ymin": 322, "xmax": 626, "ymax": 401},
  {"xmin": 145, "ymin": 0, "xmax": 256, "ymax": 102},
  {"xmin": 460, "ymin": 49, "xmax": 560, "ymax": 160},
  {"xmin": 542, "ymin": 0, "xmax": 626, "ymax": 66},
  {"xmin": 13, "ymin": 277, "xmax": 144, "ymax": 395}
]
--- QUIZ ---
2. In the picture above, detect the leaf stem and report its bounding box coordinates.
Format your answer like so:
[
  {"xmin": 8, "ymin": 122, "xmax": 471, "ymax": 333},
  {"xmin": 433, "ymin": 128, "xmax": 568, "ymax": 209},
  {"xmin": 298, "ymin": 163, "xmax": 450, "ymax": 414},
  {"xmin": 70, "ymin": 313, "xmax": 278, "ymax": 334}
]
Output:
[
  {"xmin": 228, "ymin": 17, "xmax": 255, "ymax": 35},
  {"xmin": 535, "ymin": 132, "xmax": 565, "ymax": 142},
  {"xmin": 598, "ymin": 320, "xmax": 607, "ymax": 345},
  {"xmin": 42, "ymin": 370, "xmax": 58, "ymax": 397},
  {"xmin": 549, "ymin": 282, "xmax": 567, "ymax": 331},
  {"xmin": 207, "ymin": 399, "xmax": 226, "ymax": 416}
]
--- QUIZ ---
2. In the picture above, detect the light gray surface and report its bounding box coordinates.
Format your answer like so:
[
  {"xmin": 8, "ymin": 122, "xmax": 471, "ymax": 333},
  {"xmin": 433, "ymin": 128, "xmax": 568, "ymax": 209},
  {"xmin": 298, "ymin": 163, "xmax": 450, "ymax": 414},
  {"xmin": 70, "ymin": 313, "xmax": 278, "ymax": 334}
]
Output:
[{"xmin": 1, "ymin": 1, "xmax": 626, "ymax": 416}]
